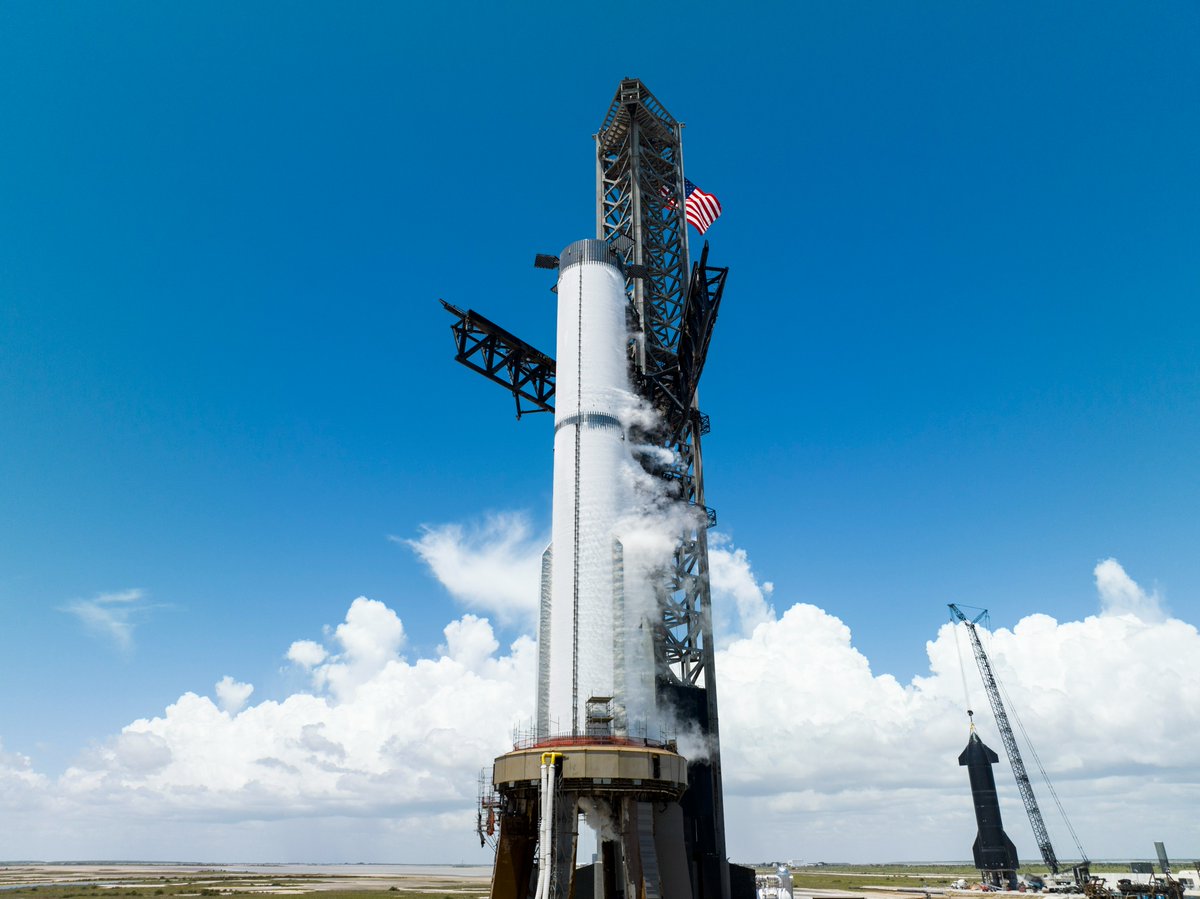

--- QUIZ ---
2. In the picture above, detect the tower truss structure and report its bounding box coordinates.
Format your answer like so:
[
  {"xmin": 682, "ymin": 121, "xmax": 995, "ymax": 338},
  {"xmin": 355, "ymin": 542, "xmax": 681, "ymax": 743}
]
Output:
[
  {"xmin": 596, "ymin": 78, "xmax": 730, "ymax": 899},
  {"xmin": 597, "ymin": 79, "xmax": 726, "ymax": 685}
]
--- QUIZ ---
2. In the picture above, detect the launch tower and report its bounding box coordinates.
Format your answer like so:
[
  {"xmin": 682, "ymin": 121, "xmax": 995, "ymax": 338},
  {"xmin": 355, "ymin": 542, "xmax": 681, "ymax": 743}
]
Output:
[{"xmin": 445, "ymin": 79, "xmax": 734, "ymax": 899}]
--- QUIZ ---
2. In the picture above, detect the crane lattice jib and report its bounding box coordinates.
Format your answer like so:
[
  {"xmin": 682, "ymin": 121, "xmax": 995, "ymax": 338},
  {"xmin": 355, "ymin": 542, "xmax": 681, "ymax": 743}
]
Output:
[{"xmin": 950, "ymin": 604, "xmax": 1060, "ymax": 874}]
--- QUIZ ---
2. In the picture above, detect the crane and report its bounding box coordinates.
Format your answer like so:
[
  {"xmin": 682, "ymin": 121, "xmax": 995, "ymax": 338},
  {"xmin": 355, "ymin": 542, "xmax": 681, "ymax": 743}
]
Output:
[{"xmin": 948, "ymin": 603, "xmax": 1083, "ymax": 875}]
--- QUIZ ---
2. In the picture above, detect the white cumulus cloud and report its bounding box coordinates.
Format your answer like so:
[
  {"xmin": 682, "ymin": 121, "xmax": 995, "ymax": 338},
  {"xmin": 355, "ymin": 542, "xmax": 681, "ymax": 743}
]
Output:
[
  {"xmin": 397, "ymin": 519, "xmax": 1200, "ymax": 861},
  {"xmin": 441, "ymin": 613, "xmax": 502, "ymax": 672},
  {"xmin": 286, "ymin": 639, "xmax": 328, "ymax": 668},
  {"xmin": 708, "ymin": 534, "xmax": 777, "ymax": 641},
  {"xmin": 399, "ymin": 513, "xmax": 545, "ymax": 625},
  {"xmin": 311, "ymin": 596, "xmax": 407, "ymax": 700},
  {"xmin": 214, "ymin": 676, "xmax": 254, "ymax": 715},
  {"xmin": 3, "ymin": 534, "xmax": 1198, "ymax": 866},
  {"xmin": 714, "ymin": 571, "xmax": 1200, "ymax": 862},
  {"xmin": 0, "ymin": 740, "xmax": 48, "ymax": 792},
  {"xmin": 15, "ymin": 598, "xmax": 537, "ymax": 861},
  {"xmin": 1094, "ymin": 557, "xmax": 1167, "ymax": 622}
]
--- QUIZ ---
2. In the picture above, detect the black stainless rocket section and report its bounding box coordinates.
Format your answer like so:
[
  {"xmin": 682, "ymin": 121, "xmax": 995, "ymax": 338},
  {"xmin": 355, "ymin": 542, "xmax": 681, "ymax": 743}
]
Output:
[{"xmin": 959, "ymin": 729, "xmax": 1020, "ymax": 888}]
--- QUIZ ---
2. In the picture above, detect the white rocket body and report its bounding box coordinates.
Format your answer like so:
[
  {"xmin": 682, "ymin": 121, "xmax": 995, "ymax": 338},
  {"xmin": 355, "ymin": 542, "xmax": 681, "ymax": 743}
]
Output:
[{"xmin": 537, "ymin": 239, "xmax": 655, "ymax": 739}]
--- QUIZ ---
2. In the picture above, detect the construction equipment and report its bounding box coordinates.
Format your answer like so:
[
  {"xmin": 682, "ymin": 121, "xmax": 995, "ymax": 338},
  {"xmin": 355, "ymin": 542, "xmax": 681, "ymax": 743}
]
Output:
[{"xmin": 948, "ymin": 603, "xmax": 1089, "ymax": 876}]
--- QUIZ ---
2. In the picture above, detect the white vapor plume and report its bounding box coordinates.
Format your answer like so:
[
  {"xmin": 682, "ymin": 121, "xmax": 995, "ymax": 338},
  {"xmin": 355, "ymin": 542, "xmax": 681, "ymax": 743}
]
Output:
[{"xmin": 578, "ymin": 796, "xmax": 620, "ymax": 841}]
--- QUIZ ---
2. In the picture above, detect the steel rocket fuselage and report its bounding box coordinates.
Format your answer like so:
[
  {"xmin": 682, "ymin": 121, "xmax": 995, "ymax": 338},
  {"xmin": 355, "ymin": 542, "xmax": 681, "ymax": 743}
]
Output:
[
  {"xmin": 959, "ymin": 730, "xmax": 1020, "ymax": 885},
  {"xmin": 536, "ymin": 239, "xmax": 653, "ymax": 739}
]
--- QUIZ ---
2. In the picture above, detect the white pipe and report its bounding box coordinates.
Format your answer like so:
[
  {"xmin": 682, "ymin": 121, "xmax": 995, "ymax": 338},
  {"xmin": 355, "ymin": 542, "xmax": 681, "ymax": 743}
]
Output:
[
  {"xmin": 542, "ymin": 761, "xmax": 558, "ymax": 899},
  {"xmin": 536, "ymin": 763, "xmax": 548, "ymax": 899},
  {"xmin": 534, "ymin": 761, "xmax": 552, "ymax": 899}
]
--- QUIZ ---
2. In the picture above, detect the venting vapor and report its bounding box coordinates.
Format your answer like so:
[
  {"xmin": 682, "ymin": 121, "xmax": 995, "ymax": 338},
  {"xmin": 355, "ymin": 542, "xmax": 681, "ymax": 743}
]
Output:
[{"xmin": 538, "ymin": 239, "xmax": 657, "ymax": 740}]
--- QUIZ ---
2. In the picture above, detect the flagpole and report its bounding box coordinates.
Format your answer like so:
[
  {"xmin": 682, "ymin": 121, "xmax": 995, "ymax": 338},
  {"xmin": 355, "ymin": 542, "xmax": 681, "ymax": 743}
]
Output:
[{"xmin": 676, "ymin": 121, "xmax": 691, "ymax": 275}]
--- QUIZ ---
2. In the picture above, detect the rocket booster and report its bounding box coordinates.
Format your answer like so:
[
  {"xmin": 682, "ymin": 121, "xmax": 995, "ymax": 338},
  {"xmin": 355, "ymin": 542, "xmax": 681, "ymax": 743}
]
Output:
[
  {"xmin": 959, "ymin": 729, "xmax": 1020, "ymax": 884},
  {"xmin": 536, "ymin": 239, "xmax": 653, "ymax": 739}
]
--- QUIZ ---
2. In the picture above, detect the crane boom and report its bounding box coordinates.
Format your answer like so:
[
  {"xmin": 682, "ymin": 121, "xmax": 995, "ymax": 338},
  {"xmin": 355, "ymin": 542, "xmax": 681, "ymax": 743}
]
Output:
[{"xmin": 949, "ymin": 603, "xmax": 1060, "ymax": 874}]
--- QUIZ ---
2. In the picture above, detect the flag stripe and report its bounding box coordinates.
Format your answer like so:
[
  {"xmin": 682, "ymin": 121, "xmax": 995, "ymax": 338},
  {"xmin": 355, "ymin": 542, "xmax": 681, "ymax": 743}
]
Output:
[{"xmin": 682, "ymin": 179, "xmax": 722, "ymax": 235}]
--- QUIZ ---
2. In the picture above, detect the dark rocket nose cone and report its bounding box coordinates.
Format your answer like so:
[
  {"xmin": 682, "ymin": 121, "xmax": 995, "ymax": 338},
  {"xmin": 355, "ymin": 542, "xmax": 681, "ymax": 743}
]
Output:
[{"xmin": 959, "ymin": 731, "xmax": 1001, "ymax": 766}]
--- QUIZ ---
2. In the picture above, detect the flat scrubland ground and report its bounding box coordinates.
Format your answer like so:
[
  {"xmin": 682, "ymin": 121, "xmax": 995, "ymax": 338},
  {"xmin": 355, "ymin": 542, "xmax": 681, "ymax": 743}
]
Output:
[
  {"xmin": 765, "ymin": 863, "xmax": 1140, "ymax": 893},
  {"xmin": 774, "ymin": 864, "xmax": 979, "ymax": 891},
  {"xmin": 0, "ymin": 865, "xmax": 492, "ymax": 899},
  {"xmin": 1, "ymin": 863, "xmax": 1138, "ymax": 899}
]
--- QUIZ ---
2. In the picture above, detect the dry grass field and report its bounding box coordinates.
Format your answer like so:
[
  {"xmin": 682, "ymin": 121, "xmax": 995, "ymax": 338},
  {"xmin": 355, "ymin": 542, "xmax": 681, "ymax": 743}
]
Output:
[
  {"xmin": 3, "ymin": 861, "xmax": 1142, "ymax": 899},
  {"xmin": 0, "ymin": 865, "xmax": 491, "ymax": 899}
]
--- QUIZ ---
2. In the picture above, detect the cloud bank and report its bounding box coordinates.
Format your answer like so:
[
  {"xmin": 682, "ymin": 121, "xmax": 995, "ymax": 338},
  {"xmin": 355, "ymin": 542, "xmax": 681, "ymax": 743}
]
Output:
[{"xmin": 4, "ymin": 529, "xmax": 1198, "ymax": 864}]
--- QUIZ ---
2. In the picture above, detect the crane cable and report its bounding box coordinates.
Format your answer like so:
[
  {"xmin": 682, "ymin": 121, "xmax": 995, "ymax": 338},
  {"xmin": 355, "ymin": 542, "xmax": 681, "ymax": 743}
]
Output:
[
  {"xmin": 980, "ymin": 621, "xmax": 1089, "ymax": 864},
  {"xmin": 951, "ymin": 612, "xmax": 975, "ymax": 715}
]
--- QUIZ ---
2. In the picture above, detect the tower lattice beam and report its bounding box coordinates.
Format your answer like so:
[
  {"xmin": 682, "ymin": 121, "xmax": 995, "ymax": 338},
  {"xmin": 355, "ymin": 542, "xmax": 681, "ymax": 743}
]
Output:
[
  {"xmin": 441, "ymin": 300, "xmax": 556, "ymax": 418},
  {"xmin": 597, "ymin": 77, "xmax": 731, "ymax": 899}
]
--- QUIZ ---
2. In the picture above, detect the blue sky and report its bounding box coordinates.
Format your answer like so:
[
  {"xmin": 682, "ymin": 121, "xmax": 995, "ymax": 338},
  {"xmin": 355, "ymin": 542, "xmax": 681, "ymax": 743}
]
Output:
[{"xmin": 1, "ymin": 1, "xmax": 1198, "ymax": 863}]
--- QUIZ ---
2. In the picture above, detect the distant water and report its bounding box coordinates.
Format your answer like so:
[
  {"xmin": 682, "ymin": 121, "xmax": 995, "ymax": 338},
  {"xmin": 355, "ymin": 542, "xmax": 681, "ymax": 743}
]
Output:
[{"xmin": 214, "ymin": 863, "xmax": 492, "ymax": 877}]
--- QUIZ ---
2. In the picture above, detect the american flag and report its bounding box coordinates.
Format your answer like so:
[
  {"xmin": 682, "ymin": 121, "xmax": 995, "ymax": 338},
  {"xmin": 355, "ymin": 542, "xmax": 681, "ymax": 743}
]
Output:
[{"xmin": 681, "ymin": 178, "xmax": 722, "ymax": 234}]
